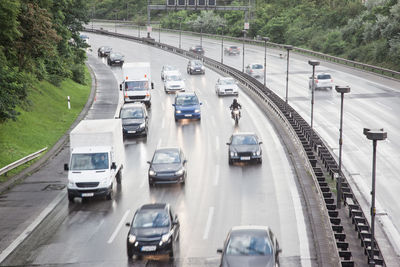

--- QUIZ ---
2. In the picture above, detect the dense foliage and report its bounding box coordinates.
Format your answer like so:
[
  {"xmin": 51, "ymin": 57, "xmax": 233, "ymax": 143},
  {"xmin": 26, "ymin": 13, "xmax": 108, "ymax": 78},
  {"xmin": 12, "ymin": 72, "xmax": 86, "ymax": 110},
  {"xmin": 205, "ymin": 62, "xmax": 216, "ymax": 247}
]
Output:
[
  {"xmin": 0, "ymin": 0, "xmax": 89, "ymax": 122},
  {"xmin": 90, "ymin": 0, "xmax": 400, "ymax": 71}
]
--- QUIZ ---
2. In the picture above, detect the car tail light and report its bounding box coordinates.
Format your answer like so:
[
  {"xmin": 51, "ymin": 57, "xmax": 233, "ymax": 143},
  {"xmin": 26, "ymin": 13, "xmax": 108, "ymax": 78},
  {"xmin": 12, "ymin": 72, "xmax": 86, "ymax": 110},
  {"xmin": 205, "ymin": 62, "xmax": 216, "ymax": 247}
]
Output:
[
  {"xmin": 315, "ymin": 79, "xmax": 318, "ymax": 83},
  {"xmin": 146, "ymin": 92, "xmax": 150, "ymax": 97}
]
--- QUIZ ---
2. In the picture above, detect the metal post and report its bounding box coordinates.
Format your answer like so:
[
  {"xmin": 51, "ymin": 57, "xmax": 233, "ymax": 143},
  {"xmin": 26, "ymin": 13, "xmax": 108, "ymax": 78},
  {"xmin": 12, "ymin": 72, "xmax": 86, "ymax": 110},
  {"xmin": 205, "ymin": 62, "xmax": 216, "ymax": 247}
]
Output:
[
  {"xmin": 262, "ymin": 37, "xmax": 269, "ymax": 87},
  {"xmin": 179, "ymin": 18, "xmax": 182, "ymax": 49},
  {"xmin": 335, "ymin": 86, "xmax": 350, "ymax": 209},
  {"xmin": 242, "ymin": 30, "xmax": 247, "ymax": 73},
  {"xmin": 363, "ymin": 128, "xmax": 387, "ymax": 266},
  {"xmin": 308, "ymin": 60, "xmax": 319, "ymax": 147},
  {"xmin": 114, "ymin": 13, "xmax": 117, "ymax": 33},
  {"xmin": 221, "ymin": 34, "xmax": 224, "ymax": 64},
  {"xmin": 147, "ymin": 0, "xmax": 151, "ymax": 38},
  {"xmin": 200, "ymin": 26, "xmax": 203, "ymax": 47},
  {"xmin": 138, "ymin": 24, "xmax": 140, "ymax": 38},
  {"xmin": 159, "ymin": 24, "xmax": 161, "ymax": 43},
  {"xmin": 285, "ymin": 45, "xmax": 293, "ymax": 104}
]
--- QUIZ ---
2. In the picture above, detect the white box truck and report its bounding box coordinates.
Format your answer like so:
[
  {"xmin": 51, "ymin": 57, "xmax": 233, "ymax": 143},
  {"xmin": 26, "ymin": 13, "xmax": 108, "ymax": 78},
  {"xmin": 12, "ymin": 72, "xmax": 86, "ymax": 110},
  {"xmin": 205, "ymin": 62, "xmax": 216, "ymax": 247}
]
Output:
[
  {"xmin": 65, "ymin": 119, "xmax": 125, "ymax": 202},
  {"xmin": 120, "ymin": 62, "xmax": 154, "ymax": 107}
]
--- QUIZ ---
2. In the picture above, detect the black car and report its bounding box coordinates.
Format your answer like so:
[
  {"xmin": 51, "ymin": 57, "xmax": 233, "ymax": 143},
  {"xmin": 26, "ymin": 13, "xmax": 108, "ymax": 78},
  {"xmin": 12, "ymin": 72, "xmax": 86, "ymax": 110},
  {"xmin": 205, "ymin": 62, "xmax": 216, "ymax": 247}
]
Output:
[
  {"xmin": 227, "ymin": 132, "xmax": 262, "ymax": 164},
  {"xmin": 187, "ymin": 59, "xmax": 205, "ymax": 75},
  {"xmin": 107, "ymin": 52, "xmax": 124, "ymax": 66},
  {"xmin": 224, "ymin": 45, "xmax": 240, "ymax": 56},
  {"xmin": 217, "ymin": 226, "xmax": 281, "ymax": 267},
  {"xmin": 189, "ymin": 45, "xmax": 205, "ymax": 55},
  {"xmin": 97, "ymin": 46, "xmax": 112, "ymax": 57},
  {"xmin": 126, "ymin": 203, "xmax": 180, "ymax": 260},
  {"xmin": 147, "ymin": 147, "xmax": 187, "ymax": 186},
  {"xmin": 118, "ymin": 103, "xmax": 148, "ymax": 137}
]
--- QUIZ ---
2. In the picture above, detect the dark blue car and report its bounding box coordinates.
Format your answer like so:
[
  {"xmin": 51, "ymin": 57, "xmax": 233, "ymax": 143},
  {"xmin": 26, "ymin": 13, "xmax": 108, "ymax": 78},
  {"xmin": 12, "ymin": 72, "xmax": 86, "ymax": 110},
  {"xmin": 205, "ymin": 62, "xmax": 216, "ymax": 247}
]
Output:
[{"xmin": 173, "ymin": 92, "xmax": 202, "ymax": 121}]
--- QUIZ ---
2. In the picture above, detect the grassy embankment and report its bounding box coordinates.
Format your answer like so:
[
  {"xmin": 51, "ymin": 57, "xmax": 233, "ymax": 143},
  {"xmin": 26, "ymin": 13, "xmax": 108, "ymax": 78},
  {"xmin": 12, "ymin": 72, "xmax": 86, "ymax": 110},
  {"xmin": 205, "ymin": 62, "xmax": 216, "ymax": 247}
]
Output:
[{"xmin": 0, "ymin": 68, "xmax": 91, "ymax": 182}]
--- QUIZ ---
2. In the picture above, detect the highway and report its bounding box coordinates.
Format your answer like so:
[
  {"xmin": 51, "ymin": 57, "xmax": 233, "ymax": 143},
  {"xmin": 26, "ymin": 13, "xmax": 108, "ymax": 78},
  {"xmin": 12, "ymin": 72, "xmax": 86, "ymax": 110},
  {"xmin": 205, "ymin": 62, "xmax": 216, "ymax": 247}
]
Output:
[
  {"xmin": 1, "ymin": 33, "xmax": 320, "ymax": 266},
  {"xmin": 103, "ymin": 23, "xmax": 400, "ymax": 252}
]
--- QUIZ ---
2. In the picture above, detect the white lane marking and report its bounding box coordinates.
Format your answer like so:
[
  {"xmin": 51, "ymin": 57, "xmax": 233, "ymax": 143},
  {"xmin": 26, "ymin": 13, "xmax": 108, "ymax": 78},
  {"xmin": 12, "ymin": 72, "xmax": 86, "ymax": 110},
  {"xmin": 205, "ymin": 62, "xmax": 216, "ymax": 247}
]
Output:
[
  {"xmin": 0, "ymin": 191, "xmax": 65, "ymax": 263},
  {"xmin": 214, "ymin": 165, "xmax": 220, "ymax": 186},
  {"xmin": 326, "ymin": 100, "xmax": 334, "ymax": 105},
  {"xmin": 215, "ymin": 136, "xmax": 220, "ymax": 152},
  {"xmin": 162, "ymin": 102, "xmax": 165, "ymax": 111},
  {"xmin": 203, "ymin": 207, "xmax": 214, "ymax": 240},
  {"xmin": 211, "ymin": 116, "xmax": 216, "ymax": 128},
  {"xmin": 108, "ymin": 210, "xmax": 131, "ymax": 244},
  {"xmin": 157, "ymin": 138, "xmax": 162, "ymax": 148},
  {"xmin": 161, "ymin": 118, "xmax": 166, "ymax": 129},
  {"xmin": 376, "ymin": 101, "xmax": 392, "ymax": 111},
  {"xmin": 345, "ymin": 111, "xmax": 361, "ymax": 122}
]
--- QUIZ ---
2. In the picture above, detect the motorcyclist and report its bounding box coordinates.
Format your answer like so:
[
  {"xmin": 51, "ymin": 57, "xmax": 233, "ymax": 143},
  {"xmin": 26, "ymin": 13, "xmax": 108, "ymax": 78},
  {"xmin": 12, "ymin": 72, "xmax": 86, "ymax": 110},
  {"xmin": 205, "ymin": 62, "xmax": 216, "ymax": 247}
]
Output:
[{"xmin": 229, "ymin": 98, "xmax": 242, "ymax": 118}]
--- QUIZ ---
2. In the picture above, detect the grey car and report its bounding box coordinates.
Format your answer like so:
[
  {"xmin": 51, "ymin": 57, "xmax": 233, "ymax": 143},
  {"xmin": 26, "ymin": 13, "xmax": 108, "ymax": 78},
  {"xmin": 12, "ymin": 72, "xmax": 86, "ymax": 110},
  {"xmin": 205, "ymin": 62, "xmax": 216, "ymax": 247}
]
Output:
[
  {"xmin": 147, "ymin": 147, "xmax": 187, "ymax": 186},
  {"xmin": 187, "ymin": 59, "xmax": 205, "ymax": 75},
  {"xmin": 118, "ymin": 103, "xmax": 149, "ymax": 137},
  {"xmin": 227, "ymin": 132, "xmax": 262, "ymax": 164},
  {"xmin": 217, "ymin": 226, "xmax": 282, "ymax": 267}
]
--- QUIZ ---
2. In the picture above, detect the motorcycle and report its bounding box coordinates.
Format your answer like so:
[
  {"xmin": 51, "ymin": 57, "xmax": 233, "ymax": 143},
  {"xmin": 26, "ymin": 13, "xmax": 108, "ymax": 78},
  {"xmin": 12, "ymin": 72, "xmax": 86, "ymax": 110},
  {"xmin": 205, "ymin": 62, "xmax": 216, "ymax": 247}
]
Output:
[{"xmin": 231, "ymin": 107, "xmax": 241, "ymax": 124}]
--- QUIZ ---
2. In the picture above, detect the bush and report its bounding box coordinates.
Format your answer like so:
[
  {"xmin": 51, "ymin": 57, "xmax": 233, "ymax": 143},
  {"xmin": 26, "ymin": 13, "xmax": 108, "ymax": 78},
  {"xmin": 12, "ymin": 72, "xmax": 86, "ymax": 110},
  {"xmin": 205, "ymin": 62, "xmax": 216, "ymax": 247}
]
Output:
[{"xmin": 71, "ymin": 64, "xmax": 86, "ymax": 85}]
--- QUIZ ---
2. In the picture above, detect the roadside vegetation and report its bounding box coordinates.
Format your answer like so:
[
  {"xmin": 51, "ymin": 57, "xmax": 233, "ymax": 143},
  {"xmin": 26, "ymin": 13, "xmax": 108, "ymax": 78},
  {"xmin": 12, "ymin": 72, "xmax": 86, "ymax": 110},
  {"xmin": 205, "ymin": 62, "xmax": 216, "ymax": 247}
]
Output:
[
  {"xmin": 0, "ymin": 1, "xmax": 90, "ymax": 172},
  {"xmin": 90, "ymin": 0, "xmax": 400, "ymax": 71}
]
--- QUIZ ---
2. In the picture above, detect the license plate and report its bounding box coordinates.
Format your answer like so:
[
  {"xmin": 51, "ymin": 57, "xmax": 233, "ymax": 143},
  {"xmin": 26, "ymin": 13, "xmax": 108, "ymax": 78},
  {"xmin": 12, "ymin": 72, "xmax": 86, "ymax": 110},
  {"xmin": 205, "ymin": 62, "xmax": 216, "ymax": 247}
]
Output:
[
  {"xmin": 141, "ymin": 246, "xmax": 157, "ymax": 252},
  {"xmin": 240, "ymin": 156, "xmax": 251, "ymax": 161},
  {"xmin": 184, "ymin": 114, "xmax": 192, "ymax": 117},
  {"xmin": 115, "ymin": 61, "xmax": 120, "ymax": 63},
  {"xmin": 196, "ymin": 70, "xmax": 200, "ymax": 72},
  {"xmin": 128, "ymin": 130, "xmax": 136, "ymax": 133},
  {"xmin": 82, "ymin": 193, "xmax": 94, "ymax": 197}
]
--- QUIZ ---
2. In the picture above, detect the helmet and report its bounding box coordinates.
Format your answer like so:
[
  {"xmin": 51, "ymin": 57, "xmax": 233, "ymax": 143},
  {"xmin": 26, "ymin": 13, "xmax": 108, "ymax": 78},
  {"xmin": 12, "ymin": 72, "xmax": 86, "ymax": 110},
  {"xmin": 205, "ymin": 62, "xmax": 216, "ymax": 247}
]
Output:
[{"xmin": 233, "ymin": 98, "xmax": 237, "ymax": 103}]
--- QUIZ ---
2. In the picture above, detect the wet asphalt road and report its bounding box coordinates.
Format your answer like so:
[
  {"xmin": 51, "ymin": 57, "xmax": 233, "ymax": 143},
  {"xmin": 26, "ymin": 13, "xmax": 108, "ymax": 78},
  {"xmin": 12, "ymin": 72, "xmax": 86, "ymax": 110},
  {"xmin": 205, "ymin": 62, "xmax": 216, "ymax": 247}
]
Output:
[{"xmin": 1, "ymin": 33, "xmax": 317, "ymax": 266}]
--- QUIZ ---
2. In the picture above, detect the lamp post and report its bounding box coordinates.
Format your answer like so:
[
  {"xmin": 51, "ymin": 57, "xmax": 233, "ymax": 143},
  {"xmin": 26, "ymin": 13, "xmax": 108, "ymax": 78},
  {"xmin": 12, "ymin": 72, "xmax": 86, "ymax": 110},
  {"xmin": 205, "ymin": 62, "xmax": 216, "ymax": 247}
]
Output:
[
  {"xmin": 242, "ymin": 29, "xmax": 247, "ymax": 72},
  {"xmin": 199, "ymin": 21, "xmax": 203, "ymax": 47},
  {"xmin": 363, "ymin": 128, "xmax": 387, "ymax": 266},
  {"xmin": 178, "ymin": 17, "xmax": 183, "ymax": 49},
  {"xmin": 335, "ymin": 86, "xmax": 350, "ymax": 209},
  {"xmin": 262, "ymin": 37, "xmax": 270, "ymax": 87},
  {"xmin": 284, "ymin": 45, "xmax": 293, "ymax": 104},
  {"xmin": 159, "ymin": 23, "xmax": 161, "ymax": 43},
  {"xmin": 220, "ymin": 24, "xmax": 225, "ymax": 64},
  {"xmin": 308, "ymin": 60, "xmax": 320, "ymax": 130}
]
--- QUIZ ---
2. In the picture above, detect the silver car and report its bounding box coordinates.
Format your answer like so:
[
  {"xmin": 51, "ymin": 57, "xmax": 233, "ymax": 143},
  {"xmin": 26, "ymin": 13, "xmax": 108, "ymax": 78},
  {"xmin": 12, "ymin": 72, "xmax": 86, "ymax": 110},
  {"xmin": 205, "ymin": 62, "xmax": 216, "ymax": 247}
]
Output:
[
  {"xmin": 215, "ymin": 77, "xmax": 239, "ymax": 96},
  {"xmin": 309, "ymin": 73, "xmax": 333, "ymax": 90}
]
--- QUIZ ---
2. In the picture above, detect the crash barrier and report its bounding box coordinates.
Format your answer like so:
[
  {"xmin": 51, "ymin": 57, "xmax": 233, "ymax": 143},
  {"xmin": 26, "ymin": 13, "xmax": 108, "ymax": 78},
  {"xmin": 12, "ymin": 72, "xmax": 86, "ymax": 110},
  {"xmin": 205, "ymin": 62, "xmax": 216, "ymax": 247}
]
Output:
[
  {"xmin": 84, "ymin": 28, "xmax": 386, "ymax": 266},
  {"xmin": 0, "ymin": 147, "xmax": 48, "ymax": 176},
  {"xmin": 92, "ymin": 19, "xmax": 400, "ymax": 80}
]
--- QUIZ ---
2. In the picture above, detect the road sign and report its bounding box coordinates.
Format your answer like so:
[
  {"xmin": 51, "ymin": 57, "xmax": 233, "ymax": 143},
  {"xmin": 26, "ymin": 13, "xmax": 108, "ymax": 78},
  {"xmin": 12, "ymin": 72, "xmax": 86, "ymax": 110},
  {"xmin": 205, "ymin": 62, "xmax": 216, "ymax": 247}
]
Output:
[
  {"xmin": 147, "ymin": 26, "xmax": 152, "ymax": 33},
  {"xmin": 244, "ymin": 22, "xmax": 249, "ymax": 30}
]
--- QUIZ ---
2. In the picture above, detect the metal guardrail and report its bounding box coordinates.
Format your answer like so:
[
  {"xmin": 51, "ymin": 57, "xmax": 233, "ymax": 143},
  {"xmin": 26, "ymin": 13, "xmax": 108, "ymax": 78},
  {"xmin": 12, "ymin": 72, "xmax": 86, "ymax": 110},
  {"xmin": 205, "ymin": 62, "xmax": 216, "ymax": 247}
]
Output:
[
  {"xmin": 0, "ymin": 147, "xmax": 48, "ymax": 176},
  {"xmin": 92, "ymin": 19, "xmax": 400, "ymax": 79},
  {"xmin": 84, "ymin": 28, "xmax": 387, "ymax": 266}
]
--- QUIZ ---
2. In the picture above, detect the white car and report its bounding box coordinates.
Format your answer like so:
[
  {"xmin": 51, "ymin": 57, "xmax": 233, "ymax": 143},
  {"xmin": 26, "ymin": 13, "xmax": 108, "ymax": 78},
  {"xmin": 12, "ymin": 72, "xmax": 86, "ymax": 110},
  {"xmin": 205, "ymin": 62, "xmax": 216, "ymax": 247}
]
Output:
[
  {"xmin": 164, "ymin": 71, "xmax": 185, "ymax": 93},
  {"xmin": 215, "ymin": 77, "xmax": 239, "ymax": 96},
  {"xmin": 309, "ymin": 73, "xmax": 333, "ymax": 90},
  {"xmin": 161, "ymin": 65, "xmax": 178, "ymax": 80},
  {"xmin": 245, "ymin": 63, "xmax": 264, "ymax": 78}
]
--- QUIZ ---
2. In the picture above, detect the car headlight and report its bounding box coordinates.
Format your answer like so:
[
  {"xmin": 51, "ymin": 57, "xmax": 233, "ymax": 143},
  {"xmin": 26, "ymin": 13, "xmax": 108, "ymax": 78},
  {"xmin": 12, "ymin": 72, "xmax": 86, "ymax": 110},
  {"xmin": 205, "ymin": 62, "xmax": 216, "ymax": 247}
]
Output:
[
  {"xmin": 149, "ymin": 170, "xmax": 156, "ymax": 176},
  {"xmin": 101, "ymin": 178, "xmax": 109, "ymax": 187},
  {"xmin": 176, "ymin": 110, "xmax": 181, "ymax": 114},
  {"xmin": 161, "ymin": 232, "xmax": 172, "ymax": 243},
  {"xmin": 175, "ymin": 169, "xmax": 184, "ymax": 176},
  {"xmin": 230, "ymin": 151, "xmax": 237, "ymax": 157},
  {"xmin": 128, "ymin": 234, "xmax": 136, "ymax": 243},
  {"xmin": 139, "ymin": 122, "xmax": 146, "ymax": 128},
  {"xmin": 68, "ymin": 180, "xmax": 75, "ymax": 187},
  {"xmin": 194, "ymin": 109, "xmax": 200, "ymax": 113},
  {"xmin": 253, "ymin": 150, "xmax": 261, "ymax": 156},
  {"xmin": 201, "ymin": 66, "xmax": 205, "ymax": 70}
]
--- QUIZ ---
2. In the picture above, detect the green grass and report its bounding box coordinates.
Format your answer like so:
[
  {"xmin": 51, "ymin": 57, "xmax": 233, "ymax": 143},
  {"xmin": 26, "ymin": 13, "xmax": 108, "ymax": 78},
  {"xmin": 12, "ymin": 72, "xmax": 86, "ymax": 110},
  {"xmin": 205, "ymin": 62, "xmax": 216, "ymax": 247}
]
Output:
[{"xmin": 0, "ymin": 68, "xmax": 91, "ymax": 182}]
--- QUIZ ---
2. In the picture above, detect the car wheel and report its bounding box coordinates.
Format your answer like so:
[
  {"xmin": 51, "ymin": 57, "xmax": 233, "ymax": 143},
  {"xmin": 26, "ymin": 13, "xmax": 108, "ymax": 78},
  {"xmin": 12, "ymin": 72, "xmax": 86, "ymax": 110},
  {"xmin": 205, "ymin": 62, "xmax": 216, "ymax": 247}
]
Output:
[
  {"xmin": 68, "ymin": 194, "xmax": 74, "ymax": 203},
  {"xmin": 127, "ymin": 247, "xmax": 133, "ymax": 258},
  {"xmin": 258, "ymin": 158, "xmax": 262, "ymax": 164},
  {"xmin": 169, "ymin": 247, "xmax": 174, "ymax": 258},
  {"xmin": 116, "ymin": 169, "xmax": 122, "ymax": 184},
  {"xmin": 175, "ymin": 117, "xmax": 178, "ymax": 122},
  {"xmin": 106, "ymin": 184, "xmax": 113, "ymax": 200},
  {"xmin": 229, "ymin": 158, "xmax": 233, "ymax": 165}
]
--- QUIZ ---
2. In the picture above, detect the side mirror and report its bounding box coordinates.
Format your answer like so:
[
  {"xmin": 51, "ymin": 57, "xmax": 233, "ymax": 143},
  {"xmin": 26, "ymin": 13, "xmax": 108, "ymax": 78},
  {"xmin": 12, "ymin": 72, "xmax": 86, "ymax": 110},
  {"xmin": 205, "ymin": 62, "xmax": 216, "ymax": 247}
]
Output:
[
  {"xmin": 200, "ymin": 102, "xmax": 203, "ymax": 105},
  {"xmin": 259, "ymin": 141, "xmax": 263, "ymax": 144},
  {"xmin": 114, "ymin": 116, "xmax": 119, "ymax": 119},
  {"xmin": 111, "ymin": 162, "xmax": 117, "ymax": 170},
  {"xmin": 277, "ymin": 248, "xmax": 282, "ymax": 254},
  {"xmin": 217, "ymin": 249, "xmax": 223, "ymax": 254},
  {"xmin": 183, "ymin": 159, "xmax": 187, "ymax": 164},
  {"xmin": 119, "ymin": 84, "xmax": 122, "ymax": 91},
  {"xmin": 172, "ymin": 104, "xmax": 176, "ymax": 107},
  {"xmin": 64, "ymin": 164, "xmax": 69, "ymax": 171},
  {"xmin": 125, "ymin": 222, "xmax": 130, "ymax": 227},
  {"xmin": 151, "ymin": 82, "xmax": 154, "ymax": 89},
  {"xmin": 146, "ymin": 161, "xmax": 151, "ymax": 164},
  {"xmin": 226, "ymin": 142, "xmax": 230, "ymax": 145}
]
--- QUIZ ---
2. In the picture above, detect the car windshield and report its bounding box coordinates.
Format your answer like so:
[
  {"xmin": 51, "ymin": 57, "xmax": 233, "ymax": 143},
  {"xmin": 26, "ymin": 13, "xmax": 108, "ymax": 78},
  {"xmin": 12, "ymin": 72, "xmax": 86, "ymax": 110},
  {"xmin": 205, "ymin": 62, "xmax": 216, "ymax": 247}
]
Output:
[
  {"xmin": 192, "ymin": 61, "xmax": 203, "ymax": 67},
  {"xmin": 153, "ymin": 150, "xmax": 181, "ymax": 164},
  {"xmin": 111, "ymin": 53, "xmax": 123, "ymax": 58},
  {"xmin": 317, "ymin": 74, "xmax": 331, "ymax": 79},
  {"xmin": 121, "ymin": 108, "xmax": 144, "ymax": 119},
  {"xmin": 232, "ymin": 135, "xmax": 258, "ymax": 145},
  {"xmin": 252, "ymin": 64, "xmax": 263, "ymax": 69},
  {"xmin": 230, "ymin": 46, "xmax": 238, "ymax": 49},
  {"xmin": 226, "ymin": 234, "xmax": 272, "ymax": 256},
  {"xmin": 219, "ymin": 78, "xmax": 235, "ymax": 85},
  {"xmin": 125, "ymin": 81, "xmax": 149, "ymax": 91},
  {"xmin": 70, "ymin": 152, "xmax": 109, "ymax": 170},
  {"xmin": 176, "ymin": 95, "xmax": 198, "ymax": 106},
  {"xmin": 133, "ymin": 210, "xmax": 170, "ymax": 228},
  {"xmin": 164, "ymin": 66, "xmax": 176, "ymax": 72},
  {"xmin": 102, "ymin": 47, "xmax": 111, "ymax": 51},
  {"xmin": 166, "ymin": 74, "xmax": 182, "ymax": 81}
]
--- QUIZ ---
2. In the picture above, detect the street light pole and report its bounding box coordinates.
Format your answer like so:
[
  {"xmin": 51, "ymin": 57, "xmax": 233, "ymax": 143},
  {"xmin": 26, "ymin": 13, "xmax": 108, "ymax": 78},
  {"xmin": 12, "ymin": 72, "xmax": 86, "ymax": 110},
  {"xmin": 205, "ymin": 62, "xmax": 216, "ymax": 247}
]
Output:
[
  {"xmin": 242, "ymin": 30, "xmax": 247, "ymax": 72},
  {"xmin": 178, "ymin": 17, "xmax": 182, "ymax": 49},
  {"xmin": 284, "ymin": 45, "xmax": 293, "ymax": 104},
  {"xmin": 308, "ymin": 60, "xmax": 319, "ymax": 147},
  {"xmin": 262, "ymin": 37, "xmax": 270, "ymax": 87},
  {"xmin": 363, "ymin": 128, "xmax": 387, "ymax": 266},
  {"xmin": 335, "ymin": 86, "xmax": 350, "ymax": 209},
  {"xmin": 159, "ymin": 24, "xmax": 161, "ymax": 43},
  {"xmin": 220, "ymin": 24, "xmax": 225, "ymax": 64},
  {"xmin": 200, "ymin": 23, "xmax": 203, "ymax": 47}
]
